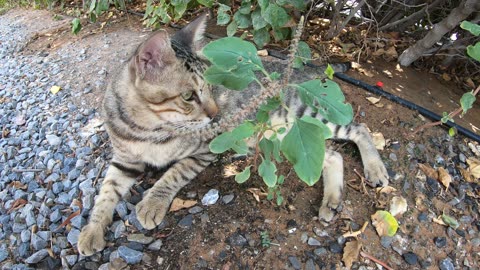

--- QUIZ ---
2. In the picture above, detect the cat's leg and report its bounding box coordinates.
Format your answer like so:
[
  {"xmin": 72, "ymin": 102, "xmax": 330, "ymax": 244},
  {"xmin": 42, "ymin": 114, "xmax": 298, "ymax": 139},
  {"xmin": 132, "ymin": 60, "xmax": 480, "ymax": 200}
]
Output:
[
  {"xmin": 330, "ymin": 122, "xmax": 389, "ymax": 187},
  {"xmin": 136, "ymin": 152, "xmax": 215, "ymax": 229},
  {"xmin": 319, "ymin": 149, "xmax": 344, "ymax": 222},
  {"xmin": 78, "ymin": 162, "xmax": 142, "ymax": 256}
]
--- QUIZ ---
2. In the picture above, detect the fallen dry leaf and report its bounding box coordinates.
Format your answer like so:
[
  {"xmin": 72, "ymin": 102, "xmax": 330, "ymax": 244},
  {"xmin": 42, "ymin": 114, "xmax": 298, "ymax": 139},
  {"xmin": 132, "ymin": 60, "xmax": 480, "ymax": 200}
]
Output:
[
  {"xmin": 54, "ymin": 209, "xmax": 81, "ymax": 231},
  {"xmin": 342, "ymin": 240, "xmax": 362, "ymax": 269},
  {"xmin": 376, "ymin": 186, "xmax": 397, "ymax": 194},
  {"xmin": 466, "ymin": 158, "xmax": 480, "ymax": 179},
  {"xmin": 389, "ymin": 196, "xmax": 407, "ymax": 217},
  {"xmin": 437, "ymin": 167, "xmax": 452, "ymax": 191},
  {"xmin": 371, "ymin": 210, "xmax": 398, "ymax": 237},
  {"xmin": 8, "ymin": 198, "xmax": 27, "ymax": 214},
  {"xmin": 433, "ymin": 216, "xmax": 446, "ymax": 226},
  {"xmin": 442, "ymin": 73, "xmax": 451, "ymax": 81},
  {"xmin": 257, "ymin": 49, "xmax": 268, "ymax": 56},
  {"xmin": 246, "ymin": 188, "xmax": 268, "ymax": 202},
  {"xmin": 169, "ymin": 198, "xmax": 197, "ymax": 212},
  {"xmin": 371, "ymin": 132, "xmax": 386, "ymax": 150},
  {"xmin": 366, "ymin": 97, "xmax": 381, "ymax": 104},
  {"xmin": 458, "ymin": 167, "xmax": 475, "ymax": 183},
  {"xmin": 418, "ymin": 163, "xmax": 438, "ymax": 179},
  {"xmin": 50, "ymin": 85, "xmax": 61, "ymax": 94},
  {"xmin": 384, "ymin": 46, "xmax": 398, "ymax": 61},
  {"xmin": 9, "ymin": 181, "xmax": 28, "ymax": 190}
]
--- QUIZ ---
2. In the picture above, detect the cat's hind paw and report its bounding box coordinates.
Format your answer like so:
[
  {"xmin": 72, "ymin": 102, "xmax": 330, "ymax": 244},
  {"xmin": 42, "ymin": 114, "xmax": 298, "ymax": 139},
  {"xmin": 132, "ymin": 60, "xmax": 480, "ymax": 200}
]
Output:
[
  {"xmin": 78, "ymin": 224, "xmax": 106, "ymax": 256},
  {"xmin": 136, "ymin": 196, "xmax": 169, "ymax": 230}
]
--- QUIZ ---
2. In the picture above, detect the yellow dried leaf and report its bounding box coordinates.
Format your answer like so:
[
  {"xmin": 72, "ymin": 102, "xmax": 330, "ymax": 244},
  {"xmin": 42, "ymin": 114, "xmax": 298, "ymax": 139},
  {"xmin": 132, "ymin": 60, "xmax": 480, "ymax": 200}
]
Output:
[
  {"xmin": 437, "ymin": 167, "xmax": 452, "ymax": 191},
  {"xmin": 389, "ymin": 196, "xmax": 407, "ymax": 217},
  {"xmin": 342, "ymin": 240, "xmax": 362, "ymax": 269},
  {"xmin": 371, "ymin": 132, "xmax": 386, "ymax": 151},
  {"xmin": 465, "ymin": 77, "xmax": 475, "ymax": 88},
  {"xmin": 418, "ymin": 163, "xmax": 438, "ymax": 179},
  {"xmin": 442, "ymin": 73, "xmax": 451, "ymax": 81},
  {"xmin": 257, "ymin": 49, "xmax": 268, "ymax": 56},
  {"xmin": 458, "ymin": 167, "xmax": 475, "ymax": 183},
  {"xmin": 9, "ymin": 181, "xmax": 28, "ymax": 190},
  {"xmin": 374, "ymin": 103, "xmax": 385, "ymax": 108},
  {"xmin": 384, "ymin": 46, "xmax": 398, "ymax": 60},
  {"xmin": 466, "ymin": 158, "xmax": 480, "ymax": 179},
  {"xmin": 366, "ymin": 97, "xmax": 381, "ymax": 104},
  {"xmin": 246, "ymin": 188, "xmax": 267, "ymax": 202},
  {"xmin": 433, "ymin": 216, "xmax": 446, "ymax": 226},
  {"xmin": 375, "ymin": 186, "xmax": 397, "ymax": 194},
  {"xmin": 169, "ymin": 198, "xmax": 197, "ymax": 212},
  {"xmin": 50, "ymin": 85, "xmax": 61, "ymax": 94},
  {"xmin": 371, "ymin": 210, "xmax": 398, "ymax": 237}
]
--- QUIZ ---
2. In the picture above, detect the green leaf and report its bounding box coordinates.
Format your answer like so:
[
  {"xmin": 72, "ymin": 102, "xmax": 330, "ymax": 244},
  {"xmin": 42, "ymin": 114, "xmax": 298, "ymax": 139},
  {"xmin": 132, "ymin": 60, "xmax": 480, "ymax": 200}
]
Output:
[
  {"xmin": 300, "ymin": 115, "xmax": 333, "ymax": 139},
  {"xmin": 202, "ymin": 37, "xmax": 263, "ymax": 71},
  {"xmin": 197, "ymin": 0, "xmax": 214, "ymax": 7},
  {"xmin": 231, "ymin": 122, "xmax": 256, "ymax": 139},
  {"xmin": 272, "ymin": 27, "xmax": 290, "ymax": 41},
  {"xmin": 466, "ymin": 42, "xmax": 480, "ymax": 62},
  {"xmin": 144, "ymin": 0, "xmax": 154, "ymax": 18},
  {"xmin": 294, "ymin": 79, "xmax": 353, "ymax": 125},
  {"xmin": 88, "ymin": 0, "xmax": 96, "ymax": 13},
  {"xmin": 270, "ymin": 72, "xmax": 281, "ymax": 80},
  {"xmin": 172, "ymin": 0, "xmax": 188, "ymax": 20},
  {"xmin": 259, "ymin": 137, "xmax": 274, "ymax": 160},
  {"xmin": 271, "ymin": 137, "xmax": 283, "ymax": 162},
  {"xmin": 256, "ymin": 97, "xmax": 281, "ymax": 122},
  {"xmin": 277, "ymin": 175, "xmax": 285, "ymax": 184},
  {"xmin": 226, "ymin": 21, "xmax": 238, "ymax": 37},
  {"xmin": 232, "ymin": 140, "xmax": 249, "ymax": 155},
  {"xmin": 441, "ymin": 214, "xmax": 459, "ymax": 229},
  {"xmin": 259, "ymin": 159, "xmax": 277, "ymax": 187},
  {"xmin": 448, "ymin": 127, "xmax": 456, "ymax": 137},
  {"xmin": 209, "ymin": 132, "xmax": 237, "ymax": 153},
  {"xmin": 258, "ymin": 0, "xmax": 269, "ymax": 12},
  {"xmin": 371, "ymin": 210, "xmax": 399, "ymax": 237},
  {"xmin": 216, "ymin": 3, "xmax": 231, "ymax": 25},
  {"xmin": 235, "ymin": 166, "xmax": 251, "ymax": 183},
  {"xmin": 441, "ymin": 112, "xmax": 450, "ymax": 123},
  {"xmin": 204, "ymin": 65, "xmax": 255, "ymax": 90},
  {"xmin": 461, "ymin": 21, "xmax": 480, "ymax": 36},
  {"xmin": 239, "ymin": 0, "xmax": 252, "ymax": 14},
  {"xmin": 71, "ymin": 18, "xmax": 82, "ymax": 35},
  {"xmin": 276, "ymin": 193, "xmax": 283, "ymax": 205},
  {"xmin": 253, "ymin": 27, "xmax": 270, "ymax": 48},
  {"xmin": 280, "ymin": 118, "xmax": 325, "ymax": 186},
  {"xmin": 460, "ymin": 92, "xmax": 476, "ymax": 113},
  {"xmin": 293, "ymin": 41, "xmax": 311, "ymax": 69},
  {"xmin": 324, "ymin": 64, "xmax": 335, "ymax": 80},
  {"xmin": 234, "ymin": 11, "xmax": 251, "ymax": 29},
  {"xmin": 263, "ymin": 3, "xmax": 289, "ymax": 29},
  {"xmin": 251, "ymin": 7, "xmax": 268, "ymax": 30}
]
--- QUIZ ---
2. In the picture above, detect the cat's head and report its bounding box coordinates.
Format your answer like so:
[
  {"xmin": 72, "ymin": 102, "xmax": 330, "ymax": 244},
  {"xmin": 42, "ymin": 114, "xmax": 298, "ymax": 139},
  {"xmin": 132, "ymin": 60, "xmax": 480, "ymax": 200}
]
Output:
[{"xmin": 128, "ymin": 13, "xmax": 218, "ymax": 125}]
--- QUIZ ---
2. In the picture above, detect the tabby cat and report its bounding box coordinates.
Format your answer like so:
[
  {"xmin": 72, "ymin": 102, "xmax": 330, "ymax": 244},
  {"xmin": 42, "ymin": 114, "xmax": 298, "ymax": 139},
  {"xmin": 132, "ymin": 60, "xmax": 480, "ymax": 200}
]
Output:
[{"xmin": 77, "ymin": 14, "xmax": 389, "ymax": 256}]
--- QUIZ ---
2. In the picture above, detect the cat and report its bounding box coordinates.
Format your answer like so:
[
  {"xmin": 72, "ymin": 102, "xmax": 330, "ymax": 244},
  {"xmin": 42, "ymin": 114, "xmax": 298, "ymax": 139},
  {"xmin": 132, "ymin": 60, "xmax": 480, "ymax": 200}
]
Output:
[{"xmin": 77, "ymin": 14, "xmax": 389, "ymax": 256}]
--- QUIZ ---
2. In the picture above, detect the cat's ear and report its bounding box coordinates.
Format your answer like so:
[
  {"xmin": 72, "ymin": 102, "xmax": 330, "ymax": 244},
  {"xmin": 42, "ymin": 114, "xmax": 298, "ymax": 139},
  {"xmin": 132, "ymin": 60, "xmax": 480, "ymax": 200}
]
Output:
[
  {"xmin": 131, "ymin": 30, "xmax": 176, "ymax": 82},
  {"xmin": 172, "ymin": 13, "xmax": 208, "ymax": 50}
]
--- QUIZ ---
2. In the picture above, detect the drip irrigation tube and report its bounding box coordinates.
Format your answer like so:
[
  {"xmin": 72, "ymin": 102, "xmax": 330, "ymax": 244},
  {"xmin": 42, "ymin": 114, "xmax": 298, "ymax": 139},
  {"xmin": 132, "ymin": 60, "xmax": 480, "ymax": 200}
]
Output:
[{"xmin": 267, "ymin": 49, "xmax": 480, "ymax": 143}]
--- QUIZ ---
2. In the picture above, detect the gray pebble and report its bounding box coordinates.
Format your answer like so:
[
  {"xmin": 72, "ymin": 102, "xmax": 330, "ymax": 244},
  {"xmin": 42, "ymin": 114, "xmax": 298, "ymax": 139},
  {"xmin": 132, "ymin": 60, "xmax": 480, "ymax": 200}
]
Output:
[
  {"xmin": 287, "ymin": 256, "xmax": 301, "ymax": 270},
  {"xmin": 305, "ymin": 259, "xmax": 315, "ymax": 270},
  {"xmin": 31, "ymin": 233, "xmax": 48, "ymax": 251},
  {"xmin": 188, "ymin": 206, "xmax": 203, "ymax": 214},
  {"xmin": 314, "ymin": 247, "xmax": 327, "ymax": 256},
  {"xmin": 25, "ymin": 249, "xmax": 49, "ymax": 264},
  {"xmin": 439, "ymin": 258, "xmax": 454, "ymax": 270},
  {"xmin": 127, "ymin": 234, "xmax": 154, "ymax": 245},
  {"xmin": 45, "ymin": 134, "xmax": 61, "ymax": 146},
  {"xmin": 0, "ymin": 248, "xmax": 8, "ymax": 262},
  {"xmin": 117, "ymin": 246, "xmax": 143, "ymax": 264},
  {"xmin": 67, "ymin": 229, "xmax": 81, "ymax": 246},
  {"xmin": 222, "ymin": 194, "xmax": 234, "ymax": 204},
  {"xmin": 307, "ymin": 237, "xmax": 321, "ymax": 246},
  {"xmin": 381, "ymin": 236, "xmax": 393, "ymax": 248},
  {"xmin": 148, "ymin": 240, "xmax": 163, "ymax": 251},
  {"xmin": 178, "ymin": 214, "xmax": 193, "ymax": 228}
]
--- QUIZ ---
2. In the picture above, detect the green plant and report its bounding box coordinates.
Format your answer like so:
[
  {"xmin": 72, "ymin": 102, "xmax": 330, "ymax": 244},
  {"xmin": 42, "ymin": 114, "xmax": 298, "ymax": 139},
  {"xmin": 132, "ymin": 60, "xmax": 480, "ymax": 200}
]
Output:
[
  {"xmin": 85, "ymin": 0, "xmax": 126, "ymax": 22},
  {"xmin": 203, "ymin": 33, "xmax": 353, "ymax": 204},
  {"xmin": 144, "ymin": 0, "xmax": 213, "ymax": 28},
  {"xmin": 260, "ymin": 231, "xmax": 271, "ymax": 248},
  {"xmin": 412, "ymin": 20, "xmax": 479, "ymax": 136}
]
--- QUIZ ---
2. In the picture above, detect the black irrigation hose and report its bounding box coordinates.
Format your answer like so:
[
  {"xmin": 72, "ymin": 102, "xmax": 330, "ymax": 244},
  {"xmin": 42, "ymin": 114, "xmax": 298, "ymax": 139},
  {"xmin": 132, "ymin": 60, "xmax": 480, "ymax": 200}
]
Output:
[{"xmin": 267, "ymin": 49, "xmax": 480, "ymax": 143}]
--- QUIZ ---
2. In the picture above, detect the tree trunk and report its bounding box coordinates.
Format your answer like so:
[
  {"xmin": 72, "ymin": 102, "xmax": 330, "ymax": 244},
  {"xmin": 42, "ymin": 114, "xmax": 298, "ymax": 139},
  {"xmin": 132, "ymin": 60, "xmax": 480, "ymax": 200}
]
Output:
[{"xmin": 398, "ymin": 0, "xmax": 480, "ymax": 66}]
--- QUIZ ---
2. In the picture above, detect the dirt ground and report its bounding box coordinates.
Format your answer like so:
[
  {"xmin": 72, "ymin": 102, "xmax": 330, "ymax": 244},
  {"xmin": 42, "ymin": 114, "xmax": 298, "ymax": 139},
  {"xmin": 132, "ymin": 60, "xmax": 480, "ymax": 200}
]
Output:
[{"xmin": 2, "ymin": 8, "xmax": 480, "ymax": 270}]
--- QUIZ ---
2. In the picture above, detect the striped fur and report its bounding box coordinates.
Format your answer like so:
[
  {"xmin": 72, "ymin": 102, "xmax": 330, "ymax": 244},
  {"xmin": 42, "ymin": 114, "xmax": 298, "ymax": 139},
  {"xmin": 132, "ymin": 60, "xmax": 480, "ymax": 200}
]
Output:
[{"xmin": 78, "ymin": 15, "xmax": 389, "ymax": 256}]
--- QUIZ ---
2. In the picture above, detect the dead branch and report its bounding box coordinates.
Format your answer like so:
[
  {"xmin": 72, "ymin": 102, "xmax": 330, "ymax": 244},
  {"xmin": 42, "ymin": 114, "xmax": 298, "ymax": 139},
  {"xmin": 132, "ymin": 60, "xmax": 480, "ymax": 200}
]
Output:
[{"xmin": 379, "ymin": 0, "xmax": 446, "ymax": 31}]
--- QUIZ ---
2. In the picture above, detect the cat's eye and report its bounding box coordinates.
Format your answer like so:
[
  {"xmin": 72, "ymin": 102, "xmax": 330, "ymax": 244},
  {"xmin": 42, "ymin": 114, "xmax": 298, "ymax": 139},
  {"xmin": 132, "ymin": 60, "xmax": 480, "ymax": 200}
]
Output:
[{"xmin": 181, "ymin": 91, "xmax": 195, "ymax": 101}]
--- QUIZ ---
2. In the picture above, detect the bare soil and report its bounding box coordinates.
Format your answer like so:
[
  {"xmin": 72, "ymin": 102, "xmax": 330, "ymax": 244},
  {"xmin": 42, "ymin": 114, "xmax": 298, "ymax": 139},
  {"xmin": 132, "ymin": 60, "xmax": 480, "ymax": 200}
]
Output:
[{"xmin": 3, "ymin": 9, "xmax": 480, "ymax": 270}]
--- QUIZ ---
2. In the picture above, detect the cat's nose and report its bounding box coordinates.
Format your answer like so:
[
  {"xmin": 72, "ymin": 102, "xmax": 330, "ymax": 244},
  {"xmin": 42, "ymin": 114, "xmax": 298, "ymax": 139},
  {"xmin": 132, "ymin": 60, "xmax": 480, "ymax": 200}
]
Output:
[{"xmin": 204, "ymin": 102, "xmax": 218, "ymax": 118}]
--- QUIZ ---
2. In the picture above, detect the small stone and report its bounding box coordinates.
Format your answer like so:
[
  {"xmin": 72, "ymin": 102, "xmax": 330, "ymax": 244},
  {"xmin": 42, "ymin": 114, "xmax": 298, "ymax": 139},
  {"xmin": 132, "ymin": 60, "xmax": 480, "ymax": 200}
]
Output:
[
  {"xmin": 147, "ymin": 240, "xmax": 163, "ymax": 251},
  {"xmin": 31, "ymin": 233, "xmax": 48, "ymax": 251},
  {"xmin": 288, "ymin": 256, "xmax": 301, "ymax": 270},
  {"xmin": 118, "ymin": 246, "xmax": 143, "ymax": 264},
  {"xmin": 300, "ymin": 233, "xmax": 308, "ymax": 243},
  {"xmin": 329, "ymin": 242, "xmax": 342, "ymax": 254},
  {"xmin": 67, "ymin": 229, "xmax": 81, "ymax": 246},
  {"xmin": 65, "ymin": 254, "xmax": 78, "ymax": 266},
  {"xmin": 403, "ymin": 252, "xmax": 418, "ymax": 265},
  {"xmin": 314, "ymin": 247, "xmax": 327, "ymax": 256},
  {"xmin": 109, "ymin": 257, "xmax": 128, "ymax": 269},
  {"xmin": 46, "ymin": 134, "xmax": 61, "ymax": 146},
  {"xmin": 201, "ymin": 189, "xmax": 219, "ymax": 205},
  {"xmin": 434, "ymin": 237, "xmax": 447, "ymax": 248},
  {"xmin": 439, "ymin": 258, "xmax": 455, "ymax": 270},
  {"xmin": 305, "ymin": 259, "xmax": 315, "ymax": 270},
  {"xmin": 127, "ymin": 234, "xmax": 154, "ymax": 245},
  {"xmin": 381, "ymin": 236, "xmax": 393, "ymax": 248},
  {"xmin": 418, "ymin": 212, "xmax": 428, "ymax": 222},
  {"xmin": 313, "ymin": 227, "xmax": 328, "ymax": 237},
  {"xmin": 389, "ymin": 153, "xmax": 398, "ymax": 161},
  {"xmin": 178, "ymin": 214, "xmax": 193, "ymax": 228},
  {"xmin": 222, "ymin": 194, "xmax": 234, "ymax": 204},
  {"xmin": 0, "ymin": 249, "xmax": 8, "ymax": 262},
  {"xmin": 188, "ymin": 206, "xmax": 203, "ymax": 214},
  {"xmin": 228, "ymin": 233, "xmax": 247, "ymax": 247},
  {"xmin": 307, "ymin": 237, "xmax": 321, "ymax": 246},
  {"xmin": 286, "ymin": 219, "xmax": 297, "ymax": 229},
  {"xmin": 25, "ymin": 249, "xmax": 49, "ymax": 264}
]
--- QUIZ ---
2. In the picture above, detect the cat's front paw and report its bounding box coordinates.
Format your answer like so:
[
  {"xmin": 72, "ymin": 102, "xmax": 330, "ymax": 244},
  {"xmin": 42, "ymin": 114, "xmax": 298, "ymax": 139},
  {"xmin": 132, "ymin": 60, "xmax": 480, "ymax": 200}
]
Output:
[
  {"xmin": 136, "ymin": 196, "xmax": 169, "ymax": 230},
  {"xmin": 364, "ymin": 161, "xmax": 389, "ymax": 187},
  {"xmin": 318, "ymin": 193, "xmax": 342, "ymax": 222},
  {"xmin": 78, "ymin": 224, "xmax": 106, "ymax": 256}
]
